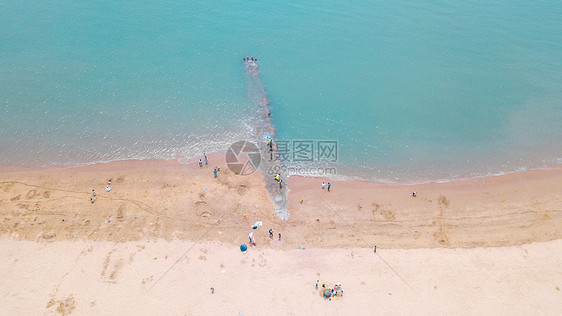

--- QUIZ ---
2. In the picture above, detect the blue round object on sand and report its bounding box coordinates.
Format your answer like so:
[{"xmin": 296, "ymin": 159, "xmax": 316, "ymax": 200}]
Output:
[{"xmin": 240, "ymin": 244, "xmax": 248, "ymax": 252}]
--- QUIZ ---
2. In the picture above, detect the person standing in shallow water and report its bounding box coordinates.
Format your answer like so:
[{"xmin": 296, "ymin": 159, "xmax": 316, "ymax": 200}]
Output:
[{"xmin": 204, "ymin": 153, "xmax": 208, "ymax": 165}]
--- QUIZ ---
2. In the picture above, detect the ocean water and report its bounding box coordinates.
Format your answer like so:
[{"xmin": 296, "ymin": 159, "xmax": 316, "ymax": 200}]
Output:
[{"xmin": 1, "ymin": 0, "xmax": 561, "ymax": 182}]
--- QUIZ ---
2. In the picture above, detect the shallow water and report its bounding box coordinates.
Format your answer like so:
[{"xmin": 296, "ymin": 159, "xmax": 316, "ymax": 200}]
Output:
[{"xmin": 1, "ymin": 0, "xmax": 560, "ymax": 182}]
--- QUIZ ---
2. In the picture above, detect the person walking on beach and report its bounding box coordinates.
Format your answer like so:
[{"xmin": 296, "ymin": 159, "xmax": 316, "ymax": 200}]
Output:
[
  {"xmin": 106, "ymin": 185, "xmax": 111, "ymax": 192},
  {"xmin": 316, "ymin": 280, "xmax": 319, "ymax": 290},
  {"xmin": 199, "ymin": 159, "xmax": 203, "ymax": 167},
  {"xmin": 92, "ymin": 189, "xmax": 96, "ymax": 197},
  {"xmin": 327, "ymin": 183, "xmax": 331, "ymax": 192},
  {"xmin": 210, "ymin": 287, "xmax": 214, "ymax": 294},
  {"xmin": 204, "ymin": 153, "xmax": 208, "ymax": 165},
  {"xmin": 213, "ymin": 168, "xmax": 218, "ymax": 178},
  {"xmin": 90, "ymin": 197, "xmax": 95, "ymax": 204},
  {"xmin": 322, "ymin": 182, "xmax": 325, "ymax": 189},
  {"xmin": 412, "ymin": 191, "xmax": 417, "ymax": 197},
  {"xmin": 279, "ymin": 180, "xmax": 283, "ymax": 189},
  {"xmin": 269, "ymin": 229, "xmax": 273, "ymax": 239},
  {"xmin": 278, "ymin": 233, "xmax": 282, "ymax": 240}
]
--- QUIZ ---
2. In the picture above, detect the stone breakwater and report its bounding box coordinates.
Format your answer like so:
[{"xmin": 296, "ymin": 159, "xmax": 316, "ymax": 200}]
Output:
[{"xmin": 244, "ymin": 58, "xmax": 290, "ymax": 220}]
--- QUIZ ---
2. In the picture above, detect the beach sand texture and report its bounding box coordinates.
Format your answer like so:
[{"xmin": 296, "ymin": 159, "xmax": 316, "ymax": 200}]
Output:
[{"xmin": 0, "ymin": 159, "xmax": 561, "ymax": 314}]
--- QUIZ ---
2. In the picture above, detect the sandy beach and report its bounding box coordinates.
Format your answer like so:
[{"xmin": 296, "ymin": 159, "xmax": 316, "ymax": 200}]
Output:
[{"xmin": 1, "ymin": 158, "xmax": 561, "ymax": 314}]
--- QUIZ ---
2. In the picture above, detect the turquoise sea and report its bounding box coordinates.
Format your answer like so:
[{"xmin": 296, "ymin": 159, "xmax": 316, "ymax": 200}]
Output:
[{"xmin": 1, "ymin": 0, "xmax": 561, "ymax": 182}]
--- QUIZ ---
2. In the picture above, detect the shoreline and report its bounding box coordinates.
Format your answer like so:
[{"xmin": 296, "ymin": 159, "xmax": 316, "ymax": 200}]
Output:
[{"xmin": 1, "ymin": 155, "xmax": 560, "ymax": 185}]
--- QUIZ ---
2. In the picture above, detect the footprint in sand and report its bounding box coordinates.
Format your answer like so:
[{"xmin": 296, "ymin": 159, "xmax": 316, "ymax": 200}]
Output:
[
  {"xmin": 25, "ymin": 189, "xmax": 37, "ymax": 199},
  {"xmin": 141, "ymin": 275, "xmax": 154, "ymax": 285},
  {"xmin": 46, "ymin": 294, "xmax": 76, "ymax": 315},
  {"xmin": 380, "ymin": 209, "xmax": 396, "ymax": 221},
  {"xmin": 101, "ymin": 250, "xmax": 125, "ymax": 283},
  {"xmin": 438, "ymin": 195, "xmax": 449, "ymax": 207}
]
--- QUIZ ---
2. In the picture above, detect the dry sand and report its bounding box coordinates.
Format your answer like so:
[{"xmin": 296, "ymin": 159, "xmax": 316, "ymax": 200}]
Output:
[
  {"xmin": 0, "ymin": 158, "xmax": 561, "ymax": 314},
  {"xmin": 1, "ymin": 239, "xmax": 561, "ymax": 315}
]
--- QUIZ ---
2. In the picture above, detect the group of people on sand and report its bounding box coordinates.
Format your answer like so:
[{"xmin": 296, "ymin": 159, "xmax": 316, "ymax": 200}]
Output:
[
  {"xmin": 199, "ymin": 153, "xmax": 208, "ymax": 167},
  {"xmin": 198, "ymin": 153, "xmax": 221, "ymax": 178},
  {"xmin": 90, "ymin": 179, "xmax": 112, "ymax": 204},
  {"xmin": 316, "ymin": 280, "xmax": 344, "ymax": 300}
]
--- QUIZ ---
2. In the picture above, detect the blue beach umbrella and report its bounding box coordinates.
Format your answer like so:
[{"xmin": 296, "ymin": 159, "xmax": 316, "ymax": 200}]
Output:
[{"xmin": 240, "ymin": 244, "xmax": 248, "ymax": 253}]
